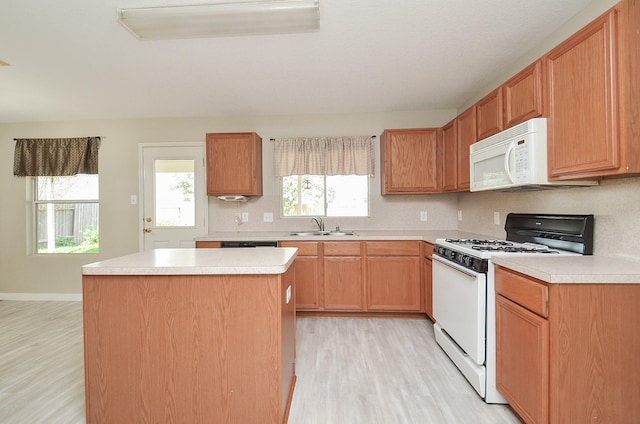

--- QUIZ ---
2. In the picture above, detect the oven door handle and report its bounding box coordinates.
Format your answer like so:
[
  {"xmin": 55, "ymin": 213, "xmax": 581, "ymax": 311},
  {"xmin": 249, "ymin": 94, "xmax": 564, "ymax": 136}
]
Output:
[{"xmin": 432, "ymin": 254, "xmax": 482, "ymax": 278}]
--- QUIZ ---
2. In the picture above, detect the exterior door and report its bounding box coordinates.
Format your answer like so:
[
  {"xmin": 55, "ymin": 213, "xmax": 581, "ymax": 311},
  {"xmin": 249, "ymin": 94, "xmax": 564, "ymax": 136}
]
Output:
[{"xmin": 140, "ymin": 143, "xmax": 208, "ymax": 250}]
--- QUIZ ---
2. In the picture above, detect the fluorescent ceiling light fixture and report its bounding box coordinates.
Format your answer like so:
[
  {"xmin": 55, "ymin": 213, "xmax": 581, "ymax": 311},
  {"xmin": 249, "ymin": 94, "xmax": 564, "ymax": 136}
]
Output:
[{"xmin": 117, "ymin": 0, "xmax": 320, "ymax": 40}]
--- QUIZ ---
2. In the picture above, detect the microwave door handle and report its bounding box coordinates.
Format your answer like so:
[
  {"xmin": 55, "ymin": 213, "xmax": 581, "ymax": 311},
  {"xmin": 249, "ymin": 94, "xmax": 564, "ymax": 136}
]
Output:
[{"xmin": 504, "ymin": 143, "xmax": 516, "ymax": 182}]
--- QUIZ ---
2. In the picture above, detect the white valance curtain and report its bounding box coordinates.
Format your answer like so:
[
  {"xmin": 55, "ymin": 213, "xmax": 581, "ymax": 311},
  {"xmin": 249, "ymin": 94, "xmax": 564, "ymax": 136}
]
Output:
[{"xmin": 273, "ymin": 136, "xmax": 375, "ymax": 177}]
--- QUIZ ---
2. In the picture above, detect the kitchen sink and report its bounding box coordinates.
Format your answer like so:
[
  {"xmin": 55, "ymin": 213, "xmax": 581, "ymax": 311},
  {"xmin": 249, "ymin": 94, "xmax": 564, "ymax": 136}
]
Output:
[{"xmin": 288, "ymin": 230, "xmax": 356, "ymax": 236}]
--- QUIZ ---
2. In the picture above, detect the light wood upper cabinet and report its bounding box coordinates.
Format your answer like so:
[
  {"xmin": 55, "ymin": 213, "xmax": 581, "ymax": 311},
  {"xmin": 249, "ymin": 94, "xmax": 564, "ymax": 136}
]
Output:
[
  {"xmin": 546, "ymin": 3, "xmax": 640, "ymax": 179},
  {"xmin": 456, "ymin": 106, "xmax": 477, "ymax": 191},
  {"xmin": 206, "ymin": 132, "xmax": 263, "ymax": 196},
  {"xmin": 441, "ymin": 120, "xmax": 458, "ymax": 192},
  {"xmin": 380, "ymin": 128, "xmax": 441, "ymax": 194},
  {"xmin": 503, "ymin": 60, "xmax": 545, "ymax": 128},
  {"xmin": 476, "ymin": 88, "xmax": 504, "ymax": 140}
]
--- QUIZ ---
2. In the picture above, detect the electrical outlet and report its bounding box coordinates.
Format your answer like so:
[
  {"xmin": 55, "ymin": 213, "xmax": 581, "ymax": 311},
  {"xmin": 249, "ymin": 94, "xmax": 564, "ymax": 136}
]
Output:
[
  {"xmin": 457, "ymin": 210, "xmax": 463, "ymax": 221},
  {"xmin": 130, "ymin": 195, "xmax": 137, "ymax": 205},
  {"xmin": 242, "ymin": 212, "xmax": 249, "ymax": 223},
  {"xmin": 420, "ymin": 211, "xmax": 428, "ymax": 222},
  {"xmin": 494, "ymin": 211, "xmax": 500, "ymax": 225},
  {"xmin": 263, "ymin": 212, "xmax": 273, "ymax": 222}
]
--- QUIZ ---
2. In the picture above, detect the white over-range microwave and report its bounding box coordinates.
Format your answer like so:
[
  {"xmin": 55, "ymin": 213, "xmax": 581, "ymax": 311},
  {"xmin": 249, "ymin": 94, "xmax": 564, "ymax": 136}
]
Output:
[{"xmin": 469, "ymin": 117, "xmax": 598, "ymax": 192}]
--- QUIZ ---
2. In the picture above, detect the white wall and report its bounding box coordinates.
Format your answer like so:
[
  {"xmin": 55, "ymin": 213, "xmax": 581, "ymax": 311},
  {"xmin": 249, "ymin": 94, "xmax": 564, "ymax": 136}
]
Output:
[{"xmin": 0, "ymin": 110, "xmax": 458, "ymax": 296}]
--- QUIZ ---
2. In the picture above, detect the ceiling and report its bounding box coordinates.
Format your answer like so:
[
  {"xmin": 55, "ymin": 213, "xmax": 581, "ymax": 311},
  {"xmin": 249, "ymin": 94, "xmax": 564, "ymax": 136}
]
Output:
[{"xmin": 0, "ymin": 0, "xmax": 595, "ymax": 123}]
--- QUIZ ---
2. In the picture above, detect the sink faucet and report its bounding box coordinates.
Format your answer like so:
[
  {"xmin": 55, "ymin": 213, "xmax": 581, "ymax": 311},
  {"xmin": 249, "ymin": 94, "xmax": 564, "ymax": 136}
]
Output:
[{"xmin": 311, "ymin": 217, "xmax": 324, "ymax": 232}]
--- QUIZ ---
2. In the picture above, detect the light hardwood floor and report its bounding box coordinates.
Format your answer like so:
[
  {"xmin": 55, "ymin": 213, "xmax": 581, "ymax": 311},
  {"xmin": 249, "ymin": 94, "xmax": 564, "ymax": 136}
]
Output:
[{"xmin": 0, "ymin": 301, "xmax": 521, "ymax": 423}]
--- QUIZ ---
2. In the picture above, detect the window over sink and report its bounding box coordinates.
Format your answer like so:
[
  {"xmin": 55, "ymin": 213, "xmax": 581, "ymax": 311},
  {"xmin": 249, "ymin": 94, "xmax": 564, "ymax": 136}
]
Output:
[{"xmin": 281, "ymin": 174, "xmax": 369, "ymax": 217}]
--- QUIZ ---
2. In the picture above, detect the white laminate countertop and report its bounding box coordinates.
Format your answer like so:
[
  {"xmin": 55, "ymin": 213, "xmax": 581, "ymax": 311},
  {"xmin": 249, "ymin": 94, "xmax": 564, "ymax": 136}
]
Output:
[
  {"xmin": 195, "ymin": 230, "xmax": 493, "ymax": 245},
  {"xmin": 491, "ymin": 255, "xmax": 640, "ymax": 284},
  {"xmin": 82, "ymin": 247, "xmax": 298, "ymax": 276}
]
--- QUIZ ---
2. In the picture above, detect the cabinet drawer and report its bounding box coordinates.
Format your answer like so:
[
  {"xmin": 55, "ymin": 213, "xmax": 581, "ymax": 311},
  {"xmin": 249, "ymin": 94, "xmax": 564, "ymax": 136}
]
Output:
[
  {"xmin": 279, "ymin": 241, "xmax": 318, "ymax": 256},
  {"xmin": 366, "ymin": 241, "xmax": 420, "ymax": 256},
  {"xmin": 324, "ymin": 241, "xmax": 361, "ymax": 256},
  {"xmin": 495, "ymin": 266, "xmax": 548, "ymax": 317}
]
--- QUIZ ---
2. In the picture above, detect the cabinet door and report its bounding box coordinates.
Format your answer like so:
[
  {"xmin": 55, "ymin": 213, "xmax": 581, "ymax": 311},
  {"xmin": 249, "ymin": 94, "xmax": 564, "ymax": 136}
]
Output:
[
  {"xmin": 476, "ymin": 88, "xmax": 504, "ymax": 140},
  {"xmin": 422, "ymin": 242, "xmax": 434, "ymax": 320},
  {"xmin": 496, "ymin": 294, "xmax": 549, "ymax": 424},
  {"xmin": 441, "ymin": 120, "xmax": 458, "ymax": 192},
  {"xmin": 323, "ymin": 257, "xmax": 363, "ymax": 310},
  {"xmin": 279, "ymin": 241, "xmax": 321, "ymax": 310},
  {"xmin": 381, "ymin": 128, "xmax": 441, "ymax": 194},
  {"xmin": 206, "ymin": 132, "xmax": 263, "ymax": 196},
  {"xmin": 546, "ymin": 10, "xmax": 619, "ymax": 179},
  {"xmin": 291, "ymin": 256, "xmax": 321, "ymax": 310},
  {"xmin": 456, "ymin": 107, "xmax": 477, "ymax": 191},
  {"xmin": 366, "ymin": 256, "xmax": 421, "ymax": 311},
  {"xmin": 503, "ymin": 60, "xmax": 545, "ymax": 128}
]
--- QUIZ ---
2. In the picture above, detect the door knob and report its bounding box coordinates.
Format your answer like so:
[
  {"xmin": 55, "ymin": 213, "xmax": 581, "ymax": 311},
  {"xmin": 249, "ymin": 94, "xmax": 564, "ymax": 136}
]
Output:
[
  {"xmin": 144, "ymin": 228, "xmax": 152, "ymax": 233},
  {"xmin": 145, "ymin": 217, "xmax": 152, "ymax": 222}
]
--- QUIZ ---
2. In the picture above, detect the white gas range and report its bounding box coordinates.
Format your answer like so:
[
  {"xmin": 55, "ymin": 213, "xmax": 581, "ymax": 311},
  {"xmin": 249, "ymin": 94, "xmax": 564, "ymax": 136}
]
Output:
[{"xmin": 431, "ymin": 214, "xmax": 594, "ymax": 404}]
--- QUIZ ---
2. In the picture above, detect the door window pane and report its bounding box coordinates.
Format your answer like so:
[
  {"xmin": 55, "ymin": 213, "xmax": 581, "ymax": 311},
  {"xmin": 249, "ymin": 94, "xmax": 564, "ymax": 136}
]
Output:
[{"xmin": 154, "ymin": 160, "xmax": 195, "ymax": 227}]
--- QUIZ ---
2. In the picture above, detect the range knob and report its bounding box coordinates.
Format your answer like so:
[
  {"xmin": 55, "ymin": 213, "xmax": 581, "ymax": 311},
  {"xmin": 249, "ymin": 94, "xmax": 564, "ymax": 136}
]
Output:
[{"xmin": 461, "ymin": 255, "xmax": 473, "ymax": 267}]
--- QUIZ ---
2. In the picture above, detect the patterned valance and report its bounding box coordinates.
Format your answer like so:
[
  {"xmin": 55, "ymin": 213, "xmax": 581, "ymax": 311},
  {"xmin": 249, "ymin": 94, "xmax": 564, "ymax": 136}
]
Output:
[
  {"xmin": 273, "ymin": 136, "xmax": 374, "ymax": 177},
  {"xmin": 13, "ymin": 137, "xmax": 101, "ymax": 176}
]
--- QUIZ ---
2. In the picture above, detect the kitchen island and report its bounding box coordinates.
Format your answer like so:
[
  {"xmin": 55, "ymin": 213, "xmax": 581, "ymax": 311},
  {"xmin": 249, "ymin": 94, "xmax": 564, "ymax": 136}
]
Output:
[{"xmin": 82, "ymin": 247, "xmax": 298, "ymax": 424}]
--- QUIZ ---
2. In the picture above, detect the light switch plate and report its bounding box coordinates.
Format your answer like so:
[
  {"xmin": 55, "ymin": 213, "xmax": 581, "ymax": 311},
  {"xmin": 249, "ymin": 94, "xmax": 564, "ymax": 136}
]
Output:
[
  {"xmin": 420, "ymin": 211, "xmax": 428, "ymax": 222},
  {"xmin": 263, "ymin": 212, "xmax": 273, "ymax": 222},
  {"xmin": 494, "ymin": 211, "xmax": 500, "ymax": 225},
  {"xmin": 242, "ymin": 212, "xmax": 249, "ymax": 223},
  {"xmin": 457, "ymin": 210, "xmax": 463, "ymax": 221}
]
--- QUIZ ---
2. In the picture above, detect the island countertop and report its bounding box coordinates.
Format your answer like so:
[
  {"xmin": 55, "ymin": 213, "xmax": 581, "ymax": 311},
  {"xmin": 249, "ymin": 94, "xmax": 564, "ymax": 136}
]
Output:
[{"xmin": 82, "ymin": 247, "xmax": 298, "ymax": 275}]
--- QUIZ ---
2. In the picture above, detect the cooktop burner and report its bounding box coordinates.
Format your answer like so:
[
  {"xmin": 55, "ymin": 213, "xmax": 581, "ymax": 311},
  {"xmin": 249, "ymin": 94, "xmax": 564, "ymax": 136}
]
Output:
[
  {"xmin": 444, "ymin": 239, "xmax": 513, "ymax": 246},
  {"xmin": 471, "ymin": 245, "xmax": 560, "ymax": 254}
]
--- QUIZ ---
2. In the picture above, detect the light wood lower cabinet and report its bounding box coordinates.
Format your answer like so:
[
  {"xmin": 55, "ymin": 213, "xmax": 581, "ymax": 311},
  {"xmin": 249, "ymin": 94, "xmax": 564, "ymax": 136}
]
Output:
[
  {"xmin": 422, "ymin": 242, "xmax": 434, "ymax": 320},
  {"xmin": 280, "ymin": 240, "xmax": 424, "ymax": 314},
  {"xmin": 496, "ymin": 294, "xmax": 549, "ymax": 424},
  {"xmin": 279, "ymin": 241, "xmax": 321, "ymax": 310},
  {"xmin": 323, "ymin": 242, "xmax": 363, "ymax": 311},
  {"xmin": 195, "ymin": 241, "xmax": 222, "ymax": 248},
  {"xmin": 365, "ymin": 241, "xmax": 421, "ymax": 312},
  {"xmin": 495, "ymin": 265, "xmax": 640, "ymax": 424},
  {"xmin": 83, "ymin": 269, "xmax": 296, "ymax": 424}
]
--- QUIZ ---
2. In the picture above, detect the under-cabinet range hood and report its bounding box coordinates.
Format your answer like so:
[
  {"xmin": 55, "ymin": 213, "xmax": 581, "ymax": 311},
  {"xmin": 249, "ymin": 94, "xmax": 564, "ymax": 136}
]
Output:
[{"xmin": 217, "ymin": 195, "xmax": 249, "ymax": 202}]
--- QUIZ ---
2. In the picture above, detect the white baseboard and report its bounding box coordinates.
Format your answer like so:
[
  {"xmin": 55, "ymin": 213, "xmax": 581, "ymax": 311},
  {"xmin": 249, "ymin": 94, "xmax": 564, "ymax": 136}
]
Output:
[{"xmin": 0, "ymin": 293, "xmax": 82, "ymax": 301}]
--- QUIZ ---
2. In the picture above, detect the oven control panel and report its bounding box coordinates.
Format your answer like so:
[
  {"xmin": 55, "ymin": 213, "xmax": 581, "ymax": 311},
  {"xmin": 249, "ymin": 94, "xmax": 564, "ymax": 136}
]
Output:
[{"xmin": 434, "ymin": 244, "xmax": 488, "ymax": 273}]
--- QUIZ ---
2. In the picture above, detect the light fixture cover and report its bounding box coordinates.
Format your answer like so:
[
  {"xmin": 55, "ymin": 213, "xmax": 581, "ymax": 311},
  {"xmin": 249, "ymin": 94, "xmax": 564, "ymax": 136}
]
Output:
[{"xmin": 117, "ymin": 0, "xmax": 320, "ymax": 40}]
